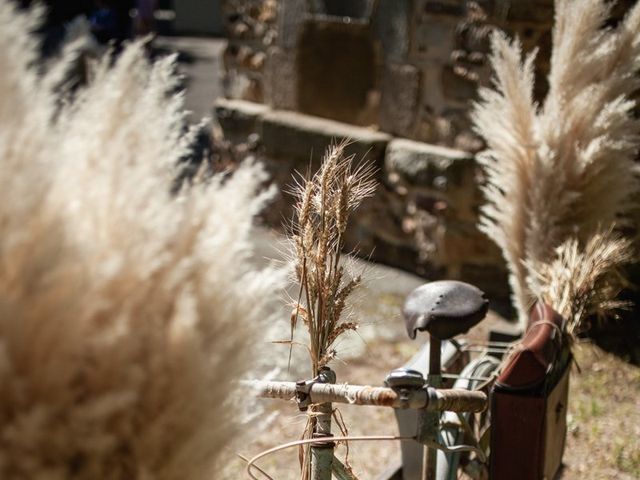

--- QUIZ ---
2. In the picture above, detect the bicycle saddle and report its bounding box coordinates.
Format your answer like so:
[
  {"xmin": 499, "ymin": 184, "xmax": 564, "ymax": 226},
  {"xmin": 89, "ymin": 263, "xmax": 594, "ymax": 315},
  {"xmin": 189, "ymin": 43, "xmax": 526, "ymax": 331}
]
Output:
[{"xmin": 402, "ymin": 280, "xmax": 489, "ymax": 340}]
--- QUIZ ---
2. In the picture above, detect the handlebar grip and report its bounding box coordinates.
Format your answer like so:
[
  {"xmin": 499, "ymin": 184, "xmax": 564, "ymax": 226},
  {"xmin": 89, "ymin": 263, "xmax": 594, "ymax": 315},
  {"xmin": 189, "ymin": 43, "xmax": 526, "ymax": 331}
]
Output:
[{"xmin": 427, "ymin": 388, "xmax": 487, "ymax": 413}]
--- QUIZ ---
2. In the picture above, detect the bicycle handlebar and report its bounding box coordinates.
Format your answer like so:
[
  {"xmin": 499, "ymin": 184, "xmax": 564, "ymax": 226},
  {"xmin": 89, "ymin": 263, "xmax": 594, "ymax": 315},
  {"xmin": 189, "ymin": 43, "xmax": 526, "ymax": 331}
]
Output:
[{"xmin": 242, "ymin": 380, "xmax": 487, "ymax": 413}]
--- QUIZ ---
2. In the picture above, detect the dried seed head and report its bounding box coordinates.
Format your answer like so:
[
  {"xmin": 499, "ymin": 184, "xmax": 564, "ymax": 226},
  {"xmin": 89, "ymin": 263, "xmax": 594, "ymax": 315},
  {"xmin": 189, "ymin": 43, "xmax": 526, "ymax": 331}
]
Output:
[
  {"xmin": 327, "ymin": 322, "xmax": 358, "ymax": 346},
  {"xmin": 335, "ymin": 182, "xmax": 349, "ymax": 233},
  {"xmin": 529, "ymin": 229, "xmax": 633, "ymax": 338},
  {"xmin": 292, "ymin": 304, "xmax": 310, "ymax": 326},
  {"xmin": 298, "ymin": 182, "xmax": 314, "ymax": 228},
  {"xmin": 288, "ymin": 141, "xmax": 376, "ymax": 378}
]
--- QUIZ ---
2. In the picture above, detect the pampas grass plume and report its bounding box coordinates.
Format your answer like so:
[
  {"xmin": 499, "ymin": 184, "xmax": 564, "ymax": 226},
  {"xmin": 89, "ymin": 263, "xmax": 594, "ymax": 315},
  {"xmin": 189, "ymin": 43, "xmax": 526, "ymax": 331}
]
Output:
[
  {"xmin": 473, "ymin": 0, "xmax": 640, "ymax": 327},
  {"xmin": 0, "ymin": 2, "xmax": 283, "ymax": 478}
]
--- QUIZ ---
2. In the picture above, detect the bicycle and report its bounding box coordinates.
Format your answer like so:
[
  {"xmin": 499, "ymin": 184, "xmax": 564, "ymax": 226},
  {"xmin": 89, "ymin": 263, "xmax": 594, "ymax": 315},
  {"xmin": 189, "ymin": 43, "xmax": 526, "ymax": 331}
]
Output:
[{"xmin": 243, "ymin": 279, "xmax": 571, "ymax": 480}]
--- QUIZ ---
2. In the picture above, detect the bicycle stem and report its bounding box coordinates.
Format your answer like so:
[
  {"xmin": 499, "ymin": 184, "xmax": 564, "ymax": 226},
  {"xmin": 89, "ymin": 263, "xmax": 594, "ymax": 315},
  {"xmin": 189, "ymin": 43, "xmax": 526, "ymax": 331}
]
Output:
[
  {"xmin": 309, "ymin": 367, "xmax": 335, "ymax": 480},
  {"xmin": 421, "ymin": 335, "xmax": 442, "ymax": 480},
  {"xmin": 311, "ymin": 401, "xmax": 334, "ymax": 480}
]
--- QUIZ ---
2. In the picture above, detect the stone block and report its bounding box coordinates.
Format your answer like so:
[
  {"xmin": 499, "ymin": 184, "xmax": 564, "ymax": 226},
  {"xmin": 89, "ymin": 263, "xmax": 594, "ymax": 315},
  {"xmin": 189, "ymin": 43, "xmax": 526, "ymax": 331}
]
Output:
[
  {"xmin": 420, "ymin": 66, "xmax": 447, "ymax": 116},
  {"xmin": 343, "ymin": 212, "xmax": 443, "ymax": 278},
  {"xmin": 262, "ymin": 108, "xmax": 391, "ymax": 167},
  {"xmin": 214, "ymin": 98, "xmax": 268, "ymax": 143},
  {"xmin": 412, "ymin": 16, "xmax": 457, "ymax": 59},
  {"xmin": 374, "ymin": 0, "xmax": 411, "ymax": 62},
  {"xmin": 506, "ymin": 2, "xmax": 554, "ymax": 24},
  {"xmin": 297, "ymin": 19, "xmax": 376, "ymax": 125},
  {"xmin": 441, "ymin": 65, "xmax": 479, "ymax": 102},
  {"xmin": 352, "ymin": 191, "xmax": 412, "ymax": 247},
  {"xmin": 385, "ymin": 138, "xmax": 475, "ymax": 188},
  {"xmin": 264, "ymin": 47, "xmax": 297, "ymax": 110},
  {"xmin": 454, "ymin": 19, "xmax": 492, "ymax": 56},
  {"xmin": 379, "ymin": 64, "xmax": 420, "ymax": 137},
  {"xmin": 277, "ymin": 0, "xmax": 307, "ymax": 49},
  {"xmin": 423, "ymin": 1, "xmax": 466, "ymax": 17},
  {"xmin": 440, "ymin": 222, "xmax": 503, "ymax": 266}
]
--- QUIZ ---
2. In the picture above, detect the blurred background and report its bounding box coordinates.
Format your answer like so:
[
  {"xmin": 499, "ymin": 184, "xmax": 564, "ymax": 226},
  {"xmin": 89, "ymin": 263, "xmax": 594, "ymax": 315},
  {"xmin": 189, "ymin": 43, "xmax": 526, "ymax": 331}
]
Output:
[{"xmin": 18, "ymin": 0, "xmax": 639, "ymax": 317}]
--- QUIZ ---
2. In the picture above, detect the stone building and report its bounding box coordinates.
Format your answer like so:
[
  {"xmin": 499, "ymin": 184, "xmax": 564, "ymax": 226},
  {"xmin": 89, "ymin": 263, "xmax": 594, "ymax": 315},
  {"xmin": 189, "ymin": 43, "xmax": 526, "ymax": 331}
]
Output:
[{"xmin": 215, "ymin": 0, "xmax": 633, "ymax": 303}]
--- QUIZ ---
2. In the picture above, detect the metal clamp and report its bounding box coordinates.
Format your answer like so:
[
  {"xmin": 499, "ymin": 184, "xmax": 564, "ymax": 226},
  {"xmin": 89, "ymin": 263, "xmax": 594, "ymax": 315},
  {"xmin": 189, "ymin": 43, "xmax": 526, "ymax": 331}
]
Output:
[
  {"xmin": 295, "ymin": 366, "xmax": 337, "ymax": 411},
  {"xmin": 384, "ymin": 368, "xmax": 425, "ymax": 409}
]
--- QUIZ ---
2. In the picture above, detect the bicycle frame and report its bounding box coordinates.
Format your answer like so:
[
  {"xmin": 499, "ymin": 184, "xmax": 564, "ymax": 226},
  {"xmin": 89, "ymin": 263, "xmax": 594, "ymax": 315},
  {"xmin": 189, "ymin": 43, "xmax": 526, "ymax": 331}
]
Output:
[
  {"xmin": 242, "ymin": 298, "xmax": 570, "ymax": 480},
  {"xmin": 243, "ymin": 336, "xmax": 500, "ymax": 480}
]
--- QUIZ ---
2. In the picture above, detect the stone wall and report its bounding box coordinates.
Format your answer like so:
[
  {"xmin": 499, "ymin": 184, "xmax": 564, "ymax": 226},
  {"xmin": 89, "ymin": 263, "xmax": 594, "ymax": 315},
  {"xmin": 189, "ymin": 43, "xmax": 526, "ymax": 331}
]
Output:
[
  {"xmin": 221, "ymin": 0, "xmax": 559, "ymax": 150},
  {"xmin": 376, "ymin": 0, "xmax": 555, "ymax": 152},
  {"xmin": 221, "ymin": 0, "xmax": 636, "ymax": 146},
  {"xmin": 217, "ymin": 1, "xmax": 531, "ymax": 301},
  {"xmin": 216, "ymin": 0, "xmax": 640, "ymax": 308},
  {"xmin": 222, "ymin": 0, "xmax": 277, "ymax": 102},
  {"xmin": 216, "ymin": 99, "xmax": 509, "ymax": 300}
]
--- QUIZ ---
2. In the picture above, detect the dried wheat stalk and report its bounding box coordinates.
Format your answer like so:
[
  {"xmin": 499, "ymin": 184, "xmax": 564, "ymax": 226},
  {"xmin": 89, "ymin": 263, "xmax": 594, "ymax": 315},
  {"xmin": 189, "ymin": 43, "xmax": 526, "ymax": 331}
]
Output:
[
  {"xmin": 288, "ymin": 142, "xmax": 375, "ymax": 480},
  {"xmin": 528, "ymin": 229, "xmax": 633, "ymax": 338},
  {"xmin": 290, "ymin": 142, "xmax": 376, "ymax": 377},
  {"xmin": 472, "ymin": 0, "xmax": 640, "ymax": 327}
]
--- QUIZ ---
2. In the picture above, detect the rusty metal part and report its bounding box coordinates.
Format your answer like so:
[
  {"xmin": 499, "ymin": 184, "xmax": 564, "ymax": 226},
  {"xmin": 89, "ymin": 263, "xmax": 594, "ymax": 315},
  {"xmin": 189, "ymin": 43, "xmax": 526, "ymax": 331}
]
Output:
[
  {"xmin": 429, "ymin": 387, "xmax": 487, "ymax": 412},
  {"xmin": 295, "ymin": 366, "xmax": 337, "ymax": 411},
  {"xmin": 244, "ymin": 380, "xmax": 487, "ymax": 412}
]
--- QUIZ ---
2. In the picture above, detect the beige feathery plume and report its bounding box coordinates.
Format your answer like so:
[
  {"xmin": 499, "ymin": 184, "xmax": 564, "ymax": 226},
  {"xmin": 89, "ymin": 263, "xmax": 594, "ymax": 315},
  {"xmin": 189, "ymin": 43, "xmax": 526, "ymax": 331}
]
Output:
[
  {"xmin": 473, "ymin": 0, "xmax": 640, "ymax": 326},
  {"xmin": 472, "ymin": 31, "xmax": 540, "ymax": 323},
  {"xmin": 0, "ymin": 1, "xmax": 283, "ymax": 479},
  {"xmin": 528, "ymin": 230, "xmax": 632, "ymax": 338}
]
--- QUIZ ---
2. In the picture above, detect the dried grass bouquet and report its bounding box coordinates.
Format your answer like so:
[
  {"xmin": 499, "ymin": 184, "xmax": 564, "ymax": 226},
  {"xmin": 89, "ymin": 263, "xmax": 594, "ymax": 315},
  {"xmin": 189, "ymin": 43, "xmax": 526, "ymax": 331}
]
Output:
[
  {"xmin": 289, "ymin": 142, "xmax": 376, "ymax": 376},
  {"xmin": 287, "ymin": 142, "xmax": 375, "ymax": 479}
]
